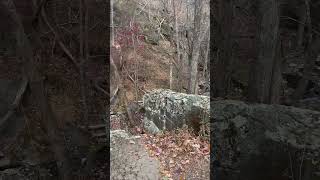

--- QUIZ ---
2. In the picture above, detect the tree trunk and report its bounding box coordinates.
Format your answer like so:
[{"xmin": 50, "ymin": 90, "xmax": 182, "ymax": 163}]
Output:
[
  {"xmin": 269, "ymin": 39, "xmax": 283, "ymax": 104},
  {"xmin": 111, "ymin": 0, "xmax": 115, "ymax": 45},
  {"xmin": 212, "ymin": 0, "xmax": 233, "ymax": 98},
  {"xmin": 292, "ymin": 38, "xmax": 320, "ymax": 101},
  {"xmin": 79, "ymin": 0, "xmax": 89, "ymax": 125},
  {"xmin": 297, "ymin": 3, "xmax": 306, "ymax": 50},
  {"xmin": 1, "ymin": 0, "xmax": 72, "ymax": 179},
  {"xmin": 188, "ymin": 0, "xmax": 203, "ymax": 94},
  {"xmin": 171, "ymin": 0, "xmax": 180, "ymax": 90},
  {"xmin": 248, "ymin": 0, "xmax": 280, "ymax": 103},
  {"xmin": 203, "ymin": 34, "xmax": 210, "ymax": 81}
]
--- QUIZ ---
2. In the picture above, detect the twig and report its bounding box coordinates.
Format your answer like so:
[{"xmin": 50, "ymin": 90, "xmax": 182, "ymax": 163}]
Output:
[
  {"xmin": 123, "ymin": 65, "xmax": 147, "ymax": 94},
  {"xmin": 51, "ymin": 36, "xmax": 56, "ymax": 57},
  {"xmin": 94, "ymin": 79, "xmax": 108, "ymax": 95},
  {"xmin": 280, "ymin": 16, "xmax": 320, "ymax": 36},
  {"xmin": 89, "ymin": 55, "xmax": 107, "ymax": 58},
  {"xmin": 0, "ymin": 77, "xmax": 28, "ymax": 131}
]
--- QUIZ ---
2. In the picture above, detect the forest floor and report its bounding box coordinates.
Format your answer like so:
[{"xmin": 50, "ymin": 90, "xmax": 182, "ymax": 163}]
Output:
[
  {"xmin": 110, "ymin": 33, "xmax": 210, "ymax": 179},
  {"xmin": 111, "ymin": 109, "xmax": 210, "ymax": 180}
]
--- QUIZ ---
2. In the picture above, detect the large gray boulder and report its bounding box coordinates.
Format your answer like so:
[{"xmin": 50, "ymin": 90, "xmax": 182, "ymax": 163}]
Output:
[
  {"xmin": 142, "ymin": 89, "xmax": 209, "ymax": 133},
  {"xmin": 212, "ymin": 100, "xmax": 320, "ymax": 180}
]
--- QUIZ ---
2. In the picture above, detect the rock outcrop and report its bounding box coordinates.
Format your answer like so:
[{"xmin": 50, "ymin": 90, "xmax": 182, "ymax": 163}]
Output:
[
  {"xmin": 212, "ymin": 100, "xmax": 320, "ymax": 180},
  {"xmin": 142, "ymin": 89, "xmax": 209, "ymax": 134},
  {"xmin": 142, "ymin": 89, "xmax": 320, "ymax": 179}
]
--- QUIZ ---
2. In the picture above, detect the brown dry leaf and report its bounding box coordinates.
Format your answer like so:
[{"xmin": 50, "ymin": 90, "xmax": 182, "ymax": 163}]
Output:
[
  {"xmin": 192, "ymin": 143, "xmax": 200, "ymax": 149},
  {"xmin": 183, "ymin": 139, "xmax": 190, "ymax": 146},
  {"xmin": 172, "ymin": 153, "xmax": 177, "ymax": 158}
]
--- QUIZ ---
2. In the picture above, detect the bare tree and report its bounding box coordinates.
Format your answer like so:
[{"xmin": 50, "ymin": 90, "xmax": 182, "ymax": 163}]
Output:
[
  {"xmin": 79, "ymin": 0, "xmax": 89, "ymax": 125},
  {"xmin": 187, "ymin": 0, "xmax": 203, "ymax": 94},
  {"xmin": 269, "ymin": 39, "xmax": 283, "ymax": 104},
  {"xmin": 248, "ymin": 0, "xmax": 280, "ymax": 103},
  {"xmin": 170, "ymin": 0, "xmax": 181, "ymax": 90},
  {"xmin": 212, "ymin": 0, "xmax": 233, "ymax": 97},
  {"xmin": 297, "ymin": 2, "xmax": 306, "ymax": 50}
]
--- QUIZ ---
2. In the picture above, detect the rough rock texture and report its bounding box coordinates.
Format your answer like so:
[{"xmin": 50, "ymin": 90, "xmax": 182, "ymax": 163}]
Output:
[
  {"xmin": 143, "ymin": 89, "xmax": 210, "ymax": 133},
  {"xmin": 296, "ymin": 97, "xmax": 320, "ymax": 112},
  {"xmin": 212, "ymin": 100, "xmax": 320, "ymax": 180},
  {"xmin": 110, "ymin": 130, "xmax": 160, "ymax": 180}
]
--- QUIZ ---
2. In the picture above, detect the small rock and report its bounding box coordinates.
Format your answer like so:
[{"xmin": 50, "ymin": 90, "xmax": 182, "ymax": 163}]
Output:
[{"xmin": 129, "ymin": 140, "xmax": 135, "ymax": 144}]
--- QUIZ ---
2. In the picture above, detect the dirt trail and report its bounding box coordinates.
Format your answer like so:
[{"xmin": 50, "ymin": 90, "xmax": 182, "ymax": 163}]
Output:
[{"xmin": 110, "ymin": 130, "xmax": 161, "ymax": 180}]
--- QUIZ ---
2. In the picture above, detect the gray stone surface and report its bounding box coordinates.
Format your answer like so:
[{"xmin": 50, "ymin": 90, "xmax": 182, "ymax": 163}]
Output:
[
  {"xmin": 296, "ymin": 97, "xmax": 320, "ymax": 112},
  {"xmin": 212, "ymin": 100, "xmax": 320, "ymax": 180},
  {"xmin": 110, "ymin": 130, "xmax": 160, "ymax": 180},
  {"xmin": 143, "ymin": 89, "xmax": 209, "ymax": 132}
]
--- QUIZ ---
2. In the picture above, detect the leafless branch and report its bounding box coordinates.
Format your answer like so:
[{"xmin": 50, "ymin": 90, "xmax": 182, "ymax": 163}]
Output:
[
  {"xmin": 40, "ymin": 7, "xmax": 80, "ymax": 71},
  {"xmin": 0, "ymin": 77, "xmax": 28, "ymax": 131},
  {"xmin": 280, "ymin": 16, "xmax": 320, "ymax": 36}
]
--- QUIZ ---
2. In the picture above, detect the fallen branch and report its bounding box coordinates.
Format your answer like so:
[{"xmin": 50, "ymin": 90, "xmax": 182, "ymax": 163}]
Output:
[{"xmin": 0, "ymin": 77, "xmax": 28, "ymax": 131}]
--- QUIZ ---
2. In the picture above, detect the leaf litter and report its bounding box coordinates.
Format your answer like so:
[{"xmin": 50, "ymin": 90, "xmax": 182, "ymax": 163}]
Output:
[{"xmin": 141, "ymin": 126, "xmax": 210, "ymax": 179}]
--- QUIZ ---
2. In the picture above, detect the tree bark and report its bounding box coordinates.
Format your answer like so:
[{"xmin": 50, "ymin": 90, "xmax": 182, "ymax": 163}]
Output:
[
  {"xmin": 297, "ymin": 3, "xmax": 306, "ymax": 50},
  {"xmin": 79, "ymin": 0, "xmax": 89, "ymax": 125},
  {"xmin": 170, "ymin": 0, "xmax": 180, "ymax": 90},
  {"xmin": 212, "ymin": 0, "xmax": 233, "ymax": 98},
  {"xmin": 1, "ymin": 0, "xmax": 72, "ymax": 179},
  {"xmin": 188, "ymin": 0, "xmax": 203, "ymax": 94},
  {"xmin": 248, "ymin": 0, "xmax": 280, "ymax": 103},
  {"xmin": 269, "ymin": 39, "xmax": 283, "ymax": 104}
]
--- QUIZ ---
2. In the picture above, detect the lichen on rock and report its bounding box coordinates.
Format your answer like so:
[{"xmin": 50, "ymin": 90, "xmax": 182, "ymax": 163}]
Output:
[{"xmin": 142, "ymin": 89, "xmax": 210, "ymax": 133}]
